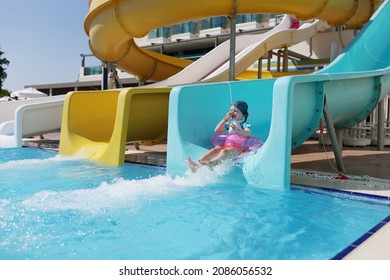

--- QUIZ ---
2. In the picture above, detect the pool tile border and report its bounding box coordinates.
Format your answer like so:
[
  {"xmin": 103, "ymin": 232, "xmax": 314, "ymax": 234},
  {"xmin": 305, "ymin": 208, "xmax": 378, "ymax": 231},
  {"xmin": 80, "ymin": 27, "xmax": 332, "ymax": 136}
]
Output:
[
  {"xmin": 331, "ymin": 215, "xmax": 390, "ymax": 260},
  {"xmin": 291, "ymin": 184, "xmax": 390, "ymax": 260}
]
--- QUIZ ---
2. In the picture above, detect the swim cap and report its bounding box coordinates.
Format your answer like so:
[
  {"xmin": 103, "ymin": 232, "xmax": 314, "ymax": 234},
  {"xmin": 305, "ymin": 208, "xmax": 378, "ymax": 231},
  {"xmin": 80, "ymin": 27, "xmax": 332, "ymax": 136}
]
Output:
[{"xmin": 233, "ymin": 100, "xmax": 248, "ymax": 119}]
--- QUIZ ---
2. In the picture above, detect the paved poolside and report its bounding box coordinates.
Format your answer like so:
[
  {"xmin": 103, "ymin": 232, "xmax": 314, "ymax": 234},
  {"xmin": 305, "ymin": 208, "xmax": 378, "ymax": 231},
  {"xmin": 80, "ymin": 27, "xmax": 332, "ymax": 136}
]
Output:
[{"xmin": 291, "ymin": 140, "xmax": 390, "ymax": 195}]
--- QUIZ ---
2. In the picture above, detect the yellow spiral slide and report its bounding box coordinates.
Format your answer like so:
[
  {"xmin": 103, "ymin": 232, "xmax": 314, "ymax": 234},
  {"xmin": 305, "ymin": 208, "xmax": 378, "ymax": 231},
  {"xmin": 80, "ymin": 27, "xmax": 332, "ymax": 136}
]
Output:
[
  {"xmin": 59, "ymin": 0, "xmax": 381, "ymax": 165},
  {"xmin": 85, "ymin": 0, "xmax": 380, "ymax": 82}
]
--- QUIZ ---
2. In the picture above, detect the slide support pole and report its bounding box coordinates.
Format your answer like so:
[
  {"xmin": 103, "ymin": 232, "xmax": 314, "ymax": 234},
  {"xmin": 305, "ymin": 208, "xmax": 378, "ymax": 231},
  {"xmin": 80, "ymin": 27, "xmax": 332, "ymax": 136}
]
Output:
[
  {"xmin": 323, "ymin": 97, "xmax": 345, "ymax": 172},
  {"xmin": 229, "ymin": 0, "xmax": 238, "ymax": 81}
]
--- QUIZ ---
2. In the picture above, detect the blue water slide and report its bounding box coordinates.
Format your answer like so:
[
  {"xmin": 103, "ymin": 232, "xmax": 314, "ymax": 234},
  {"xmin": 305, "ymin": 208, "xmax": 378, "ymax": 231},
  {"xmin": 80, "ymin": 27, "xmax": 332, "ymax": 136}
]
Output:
[{"xmin": 167, "ymin": 0, "xmax": 390, "ymax": 187}]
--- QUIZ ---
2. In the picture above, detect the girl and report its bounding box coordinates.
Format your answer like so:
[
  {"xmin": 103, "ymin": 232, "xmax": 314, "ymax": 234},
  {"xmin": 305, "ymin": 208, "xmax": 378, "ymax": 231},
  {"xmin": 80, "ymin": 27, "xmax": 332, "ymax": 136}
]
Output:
[{"xmin": 186, "ymin": 100, "xmax": 261, "ymax": 172}]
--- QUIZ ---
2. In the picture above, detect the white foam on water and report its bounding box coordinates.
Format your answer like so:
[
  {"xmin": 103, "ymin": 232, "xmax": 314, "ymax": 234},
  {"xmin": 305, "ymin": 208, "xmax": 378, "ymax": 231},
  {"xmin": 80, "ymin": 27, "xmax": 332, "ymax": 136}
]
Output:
[
  {"xmin": 0, "ymin": 199, "xmax": 10, "ymax": 228},
  {"xmin": 21, "ymin": 164, "xmax": 229, "ymax": 213},
  {"xmin": 0, "ymin": 199, "xmax": 10, "ymax": 212},
  {"xmin": 0, "ymin": 154, "xmax": 81, "ymax": 170}
]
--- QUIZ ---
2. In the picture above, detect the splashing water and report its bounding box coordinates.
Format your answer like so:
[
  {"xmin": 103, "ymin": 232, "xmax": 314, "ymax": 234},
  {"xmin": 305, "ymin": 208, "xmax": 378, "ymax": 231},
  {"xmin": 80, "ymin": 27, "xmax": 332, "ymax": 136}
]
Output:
[{"xmin": 21, "ymin": 167, "xmax": 224, "ymax": 213}]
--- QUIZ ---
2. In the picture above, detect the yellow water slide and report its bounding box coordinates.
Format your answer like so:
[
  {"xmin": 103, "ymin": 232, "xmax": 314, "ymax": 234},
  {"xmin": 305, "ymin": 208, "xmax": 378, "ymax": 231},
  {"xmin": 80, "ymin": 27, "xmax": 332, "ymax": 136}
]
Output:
[
  {"xmin": 59, "ymin": 87, "xmax": 171, "ymax": 165},
  {"xmin": 59, "ymin": 0, "xmax": 381, "ymax": 166},
  {"xmin": 85, "ymin": 0, "xmax": 381, "ymax": 83}
]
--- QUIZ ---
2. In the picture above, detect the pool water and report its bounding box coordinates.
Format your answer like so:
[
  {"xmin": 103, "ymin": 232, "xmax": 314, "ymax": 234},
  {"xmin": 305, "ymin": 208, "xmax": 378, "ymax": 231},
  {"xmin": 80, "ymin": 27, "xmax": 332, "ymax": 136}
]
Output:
[{"xmin": 0, "ymin": 148, "xmax": 389, "ymax": 260}]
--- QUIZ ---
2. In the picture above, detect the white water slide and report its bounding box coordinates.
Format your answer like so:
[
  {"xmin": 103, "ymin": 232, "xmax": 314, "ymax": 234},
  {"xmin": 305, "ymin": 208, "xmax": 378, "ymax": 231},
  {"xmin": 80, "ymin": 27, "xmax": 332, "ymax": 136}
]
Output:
[
  {"xmin": 149, "ymin": 15, "xmax": 328, "ymax": 87},
  {"xmin": 0, "ymin": 95, "xmax": 65, "ymax": 147}
]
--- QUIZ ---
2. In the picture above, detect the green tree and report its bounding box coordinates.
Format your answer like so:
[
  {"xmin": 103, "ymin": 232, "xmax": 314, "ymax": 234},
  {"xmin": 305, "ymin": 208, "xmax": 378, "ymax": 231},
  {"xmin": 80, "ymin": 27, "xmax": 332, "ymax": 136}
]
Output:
[
  {"xmin": 0, "ymin": 88, "xmax": 10, "ymax": 97},
  {"xmin": 0, "ymin": 47, "xmax": 10, "ymax": 91}
]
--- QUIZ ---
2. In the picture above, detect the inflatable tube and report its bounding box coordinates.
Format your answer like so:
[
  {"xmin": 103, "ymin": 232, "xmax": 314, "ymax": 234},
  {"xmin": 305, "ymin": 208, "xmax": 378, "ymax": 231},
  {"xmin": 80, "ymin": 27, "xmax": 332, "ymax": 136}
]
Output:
[{"xmin": 211, "ymin": 132, "xmax": 263, "ymax": 152}]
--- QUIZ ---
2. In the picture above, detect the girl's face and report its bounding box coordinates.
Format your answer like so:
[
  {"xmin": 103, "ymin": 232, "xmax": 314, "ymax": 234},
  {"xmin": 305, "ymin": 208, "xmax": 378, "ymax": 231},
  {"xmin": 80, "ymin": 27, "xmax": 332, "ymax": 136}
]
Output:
[{"xmin": 229, "ymin": 105, "xmax": 244, "ymax": 120}]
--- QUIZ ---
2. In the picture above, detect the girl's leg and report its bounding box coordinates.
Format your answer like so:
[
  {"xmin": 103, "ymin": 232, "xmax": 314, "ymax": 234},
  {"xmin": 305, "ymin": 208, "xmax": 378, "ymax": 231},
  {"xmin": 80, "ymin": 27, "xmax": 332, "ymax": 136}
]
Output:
[
  {"xmin": 186, "ymin": 157, "xmax": 198, "ymax": 173},
  {"xmin": 186, "ymin": 147, "xmax": 223, "ymax": 173},
  {"xmin": 206, "ymin": 148, "xmax": 240, "ymax": 167},
  {"xmin": 198, "ymin": 146, "xmax": 222, "ymax": 163}
]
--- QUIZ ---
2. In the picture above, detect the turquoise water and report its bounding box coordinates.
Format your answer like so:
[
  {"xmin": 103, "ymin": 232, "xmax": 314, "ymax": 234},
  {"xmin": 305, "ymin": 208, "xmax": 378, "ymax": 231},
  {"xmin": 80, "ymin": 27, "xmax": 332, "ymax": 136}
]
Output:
[{"xmin": 0, "ymin": 148, "xmax": 389, "ymax": 260}]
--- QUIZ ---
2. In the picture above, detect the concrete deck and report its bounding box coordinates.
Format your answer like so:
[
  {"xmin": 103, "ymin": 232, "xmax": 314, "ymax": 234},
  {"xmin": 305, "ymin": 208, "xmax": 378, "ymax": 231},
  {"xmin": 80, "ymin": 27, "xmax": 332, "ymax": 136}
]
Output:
[{"xmin": 291, "ymin": 140, "xmax": 390, "ymax": 197}]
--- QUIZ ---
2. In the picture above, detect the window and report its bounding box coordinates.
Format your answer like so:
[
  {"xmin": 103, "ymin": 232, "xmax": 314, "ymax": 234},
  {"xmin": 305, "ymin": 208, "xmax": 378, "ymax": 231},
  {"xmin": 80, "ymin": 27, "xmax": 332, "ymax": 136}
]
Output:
[
  {"xmin": 172, "ymin": 22, "xmax": 196, "ymax": 35},
  {"xmin": 148, "ymin": 27, "xmax": 170, "ymax": 39},
  {"xmin": 237, "ymin": 14, "xmax": 262, "ymax": 24},
  {"xmin": 201, "ymin": 17, "xmax": 227, "ymax": 29}
]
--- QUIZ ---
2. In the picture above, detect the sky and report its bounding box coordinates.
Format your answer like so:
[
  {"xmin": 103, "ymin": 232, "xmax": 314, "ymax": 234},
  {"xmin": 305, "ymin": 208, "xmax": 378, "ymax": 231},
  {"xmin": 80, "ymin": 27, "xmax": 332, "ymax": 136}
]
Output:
[{"xmin": 0, "ymin": 0, "xmax": 100, "ymax": 92}]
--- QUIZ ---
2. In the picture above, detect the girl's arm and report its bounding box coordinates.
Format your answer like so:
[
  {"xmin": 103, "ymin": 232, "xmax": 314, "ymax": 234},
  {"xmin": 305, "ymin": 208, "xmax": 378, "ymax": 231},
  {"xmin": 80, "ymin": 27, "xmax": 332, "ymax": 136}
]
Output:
[
  {"xmin": 231, "ymin": 125, "xmax": 251, "ymax": 136},
  {"xmin": 215, "ymin": 112, "xmax": 231, "ymax": 133},
  {"xmin": 229, "ymin": 122, "xmax": 252, "ymax": 136},
  {"xmin": 240, "ymin": 127, "xmax": 252, "ymax": 137}
]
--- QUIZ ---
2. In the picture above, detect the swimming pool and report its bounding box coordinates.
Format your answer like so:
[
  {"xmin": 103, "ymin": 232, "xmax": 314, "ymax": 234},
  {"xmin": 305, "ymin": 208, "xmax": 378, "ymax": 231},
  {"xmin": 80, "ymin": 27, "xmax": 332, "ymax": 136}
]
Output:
[{"xmin": 0, "ymin": 147, "xmax": 389, "ymax": 260}]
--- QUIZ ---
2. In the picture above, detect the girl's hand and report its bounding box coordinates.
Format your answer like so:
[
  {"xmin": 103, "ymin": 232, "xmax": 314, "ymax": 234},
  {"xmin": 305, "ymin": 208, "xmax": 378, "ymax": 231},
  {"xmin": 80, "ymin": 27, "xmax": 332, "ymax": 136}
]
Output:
[
  {"xmin": 225, "ymin": 112, "xmax": 232, "ymax": 120},
  {"xmin": 229, "ymin": 123, "xmax": 238, "ymax": 132}
]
